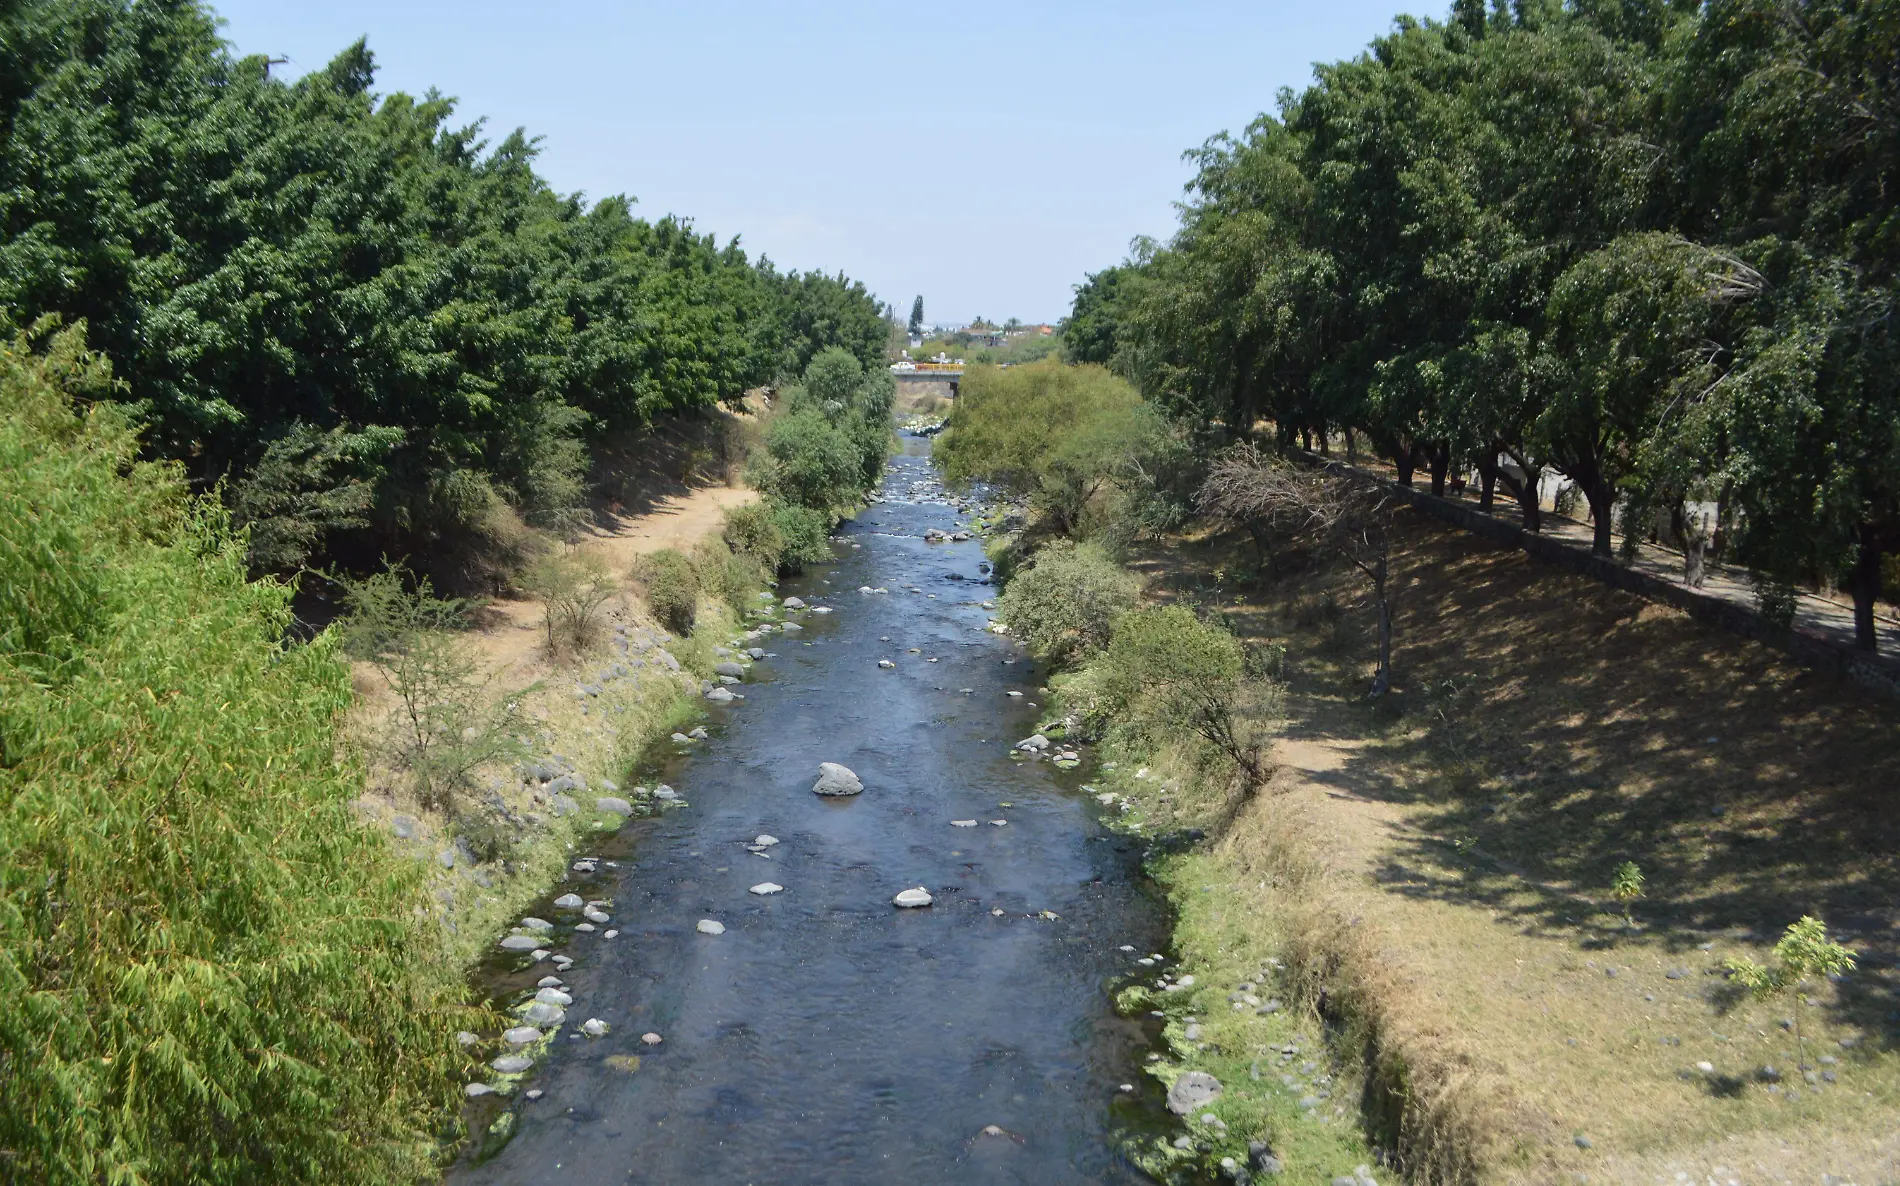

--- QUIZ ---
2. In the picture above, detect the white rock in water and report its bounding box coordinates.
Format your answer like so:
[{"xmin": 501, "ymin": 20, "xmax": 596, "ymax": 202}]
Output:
[
  {"xmin": 503, "ymin": 1026, "xmax": 543, "ymax": 1047},
  {"xmin": 696, "ymin": 919, "xmax": 726, "ymax": 935},
  {"xmin": 749, "ymin": 882, "xmax": 783, "ymax": 895},
  {"xmin": 989, "ymin": 820, "xmax": 1008, "ymax": 827},
  {"xmin": 951, "ymin": 819, "xmax": 977, "ymax": 827},
  {"xmin": 812, "ymin": 762, "xmax": 863, "ymax": 797},
  {"xmin": 573, "ymin": 923, "xmax": 595, "ymax": 932},
  {"xmin": 782, "ymin": 597, "xmax": 806, "ymax": 609},
  {"xmin": 893, "ymin": 887, "xmax": 934, "ymax": 908},
  {"xmin": 641, "ymin": 1032, "xmax": 664, "ymax": 1045},
  {"xmin": 554, "ymin": 893, "xmax": 583, "ymax": 909},
  {"xmin": 706, "ymin": 686, "xmax": 736, "ymax": 702},
  {"xmin": 534, "ymin": 987, "xmax": 572, "ymax": 1007},
  {"xmin": 492, "ymin": 1054, "xmax": 534, "ymax": 1075},
  {"xmin": 878, "ymin": 659, "xmax": 896, "ymax": 669},
  {"xmin": 754, "ymin": 834, "xmax": 779, "ymax": 846},
  {"xmin": 812, "ymin": 606, "xmax": 832, "ymax": 614},
  {"xmin": 522, "ymin": 1002, "xmax": 565, "ymax": 1026},
  {"xmin": 1166, "ymin": 1070, "xmax": 1223, "ymax": 1115},
  {"xmin": 1006, "ymin": 690, "xmax": 1023, "ymax": 698},
  {"xmin": 653, "ymin": 787, "xmax": 679, "ymax": 800},
  {"xmin": 499, "ymin": 935, "xmax": 540, "ymax": 951},
  {"xmin": 583, "ymin": 907, "xmax": 610, "ymax": 923},
  {"xmin": 520, "ymin": 917, "xmax": 553, "ymax": 932},
  {"xmin": 537, "ymin": 976, "xmax": 564, "ymax": 988},
  {"xmin": 860, "ymin": 586, "xmax": 874, "ymax": 594},
  {"xmin": 582, "ymin": 1018, "xmax": 610, "ymax": 1037},
  {"xmin": 465, "ymin": 1082, "xmax": 497, "ymax": 1098}
]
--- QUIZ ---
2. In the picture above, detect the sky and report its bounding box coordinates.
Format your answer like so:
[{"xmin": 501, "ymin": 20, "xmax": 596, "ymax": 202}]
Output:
[{"xmin": 212, "ymin": 1, "xmax": 1421, "ymax": 327}]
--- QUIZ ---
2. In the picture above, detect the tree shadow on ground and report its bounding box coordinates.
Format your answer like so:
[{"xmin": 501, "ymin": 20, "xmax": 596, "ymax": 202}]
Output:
[{"xmin": 1129, "ymin": 511, "xmax": 1900, "ymax": 1052}]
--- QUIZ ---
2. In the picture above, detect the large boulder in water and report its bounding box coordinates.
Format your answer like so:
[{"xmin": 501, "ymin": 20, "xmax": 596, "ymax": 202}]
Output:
[{"xmin": 812, "ymin": 762, "xmax": 863, "ymax": 797}]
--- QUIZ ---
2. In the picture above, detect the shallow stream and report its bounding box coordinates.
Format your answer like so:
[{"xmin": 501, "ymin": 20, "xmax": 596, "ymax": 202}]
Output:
[{"xmin": 450, "ymin": 440, "xmax": 1172, "ymax": 1184}]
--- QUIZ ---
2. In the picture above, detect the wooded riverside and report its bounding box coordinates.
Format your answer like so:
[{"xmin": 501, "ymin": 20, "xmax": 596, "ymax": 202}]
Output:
[
  {"xmin": 7, "ymin": 0, "xmax": 1900, "ymax": 1181},
  {"xmin": 0, "ymin": 0, "xmax": 887, "ymax": 583},
  {"xmin": 0, "ymin": 1, "xmax": 893, "ymax": 1180},
  {"xmin": 1065, "ymin": 0, "xmax": 1900, "ymax": 652}
]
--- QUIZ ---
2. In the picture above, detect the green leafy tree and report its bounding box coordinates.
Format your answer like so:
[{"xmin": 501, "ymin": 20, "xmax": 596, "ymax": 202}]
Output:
[
  {"xmin": 1725, "ymin": 917, "xmax": 1857, "ymax": 1070},
  {"xmin": 1610, "ymin": 860, "xmax": 1644, "ymax": 928}
]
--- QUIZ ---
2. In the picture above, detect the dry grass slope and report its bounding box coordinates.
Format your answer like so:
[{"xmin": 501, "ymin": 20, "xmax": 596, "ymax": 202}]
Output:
[{"xmin": 1123, "ymin": 509, "xmax": 1900, "ymax": 1183}]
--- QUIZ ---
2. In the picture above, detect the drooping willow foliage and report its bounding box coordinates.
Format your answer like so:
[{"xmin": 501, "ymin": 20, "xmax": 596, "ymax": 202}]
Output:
[
  {"xmin": 1071, "ymin": 0, "xmax": 1900, "ymax": 649},
  {"xmin": 0, "ymin": 0, "xmax": 889, "ymax": 576}
]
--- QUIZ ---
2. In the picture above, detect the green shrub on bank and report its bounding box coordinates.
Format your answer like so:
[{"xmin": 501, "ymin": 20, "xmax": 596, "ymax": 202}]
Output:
[
  {"xmin": 723, "ymin": 502, "xmax": 787, "ymax": 572},
  {"xmin": 771, "ymin": 502, "xmax": 835, "ymax": 571},
  {"xmin": 0, "ymin": 326, "xmax": 468, "ymax": 1184},
  {"xmin": 752, "ymin": 348, "xmax": 893, "ymax": 515},
  {"xmin": 936, "ymin": 359, "xmax": 1175, "ymax": 537},
  {"xmin": 755, "ymin": 408, "xmax": 864, "ymax": 512},
  {"xmin": 996, "ymin": 540, "xmax": 1142, "ymax": 667},
  {"xmin": 720, "ymin": 498, "xmax": 836, "ymax": 575},
  {"xmin": 634, "ymin": 548, "xmax": 700, "ymax": 634},
  {"xmin": 694, "ymin": 536, "xmax": 769, "ymax": 615},
  {"xmin": 1062, "ymin": 604, "xmax": 1273, "ymax": 785}
]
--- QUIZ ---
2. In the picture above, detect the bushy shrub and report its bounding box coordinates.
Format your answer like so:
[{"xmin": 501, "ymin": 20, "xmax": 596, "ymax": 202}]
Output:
[
  {"xmin": 633, "ymin": 548, "xmax": 700, "ymax": 634},
  {"xmin": 754, "ymin": 408, "xmax": 864, "ymax": 511},
  {"xmin": 722, "ymin": 501, "xmax": 786, "ymax": 573},
  {"xmin": 1062, "ymin": 604, "xmax": 1273, "ymax": 785},
  {"xmin": 694, "ymin": 536, "xmax": 768, "ymax": 615},
  {"xmin": 335, "ymin": 567, "xmax": 524, "ymax": 812},
  {"xmin": 996, "ymin": 540, "xmax": 1142, "ymax": 667},
  {"xmin": 770, "ymin": 501, "xmax": 835, "ymax": 572},
  {"xmin": 519, "ymin": 548, "xmax": 618, "ymax": 653},
  {"xmin": 935, "ymin": 359, "xmax": 1172, "ymax": 537},
  {"xmin": 757, "ymin": 348, "xmax": 893, "ymax": 512},
  {"xmin": 0, "ymin": 327, "xmax": 467, "ymax": 1184}
]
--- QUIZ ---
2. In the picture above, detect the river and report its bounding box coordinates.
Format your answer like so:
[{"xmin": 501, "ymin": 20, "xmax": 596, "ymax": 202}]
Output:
[{"xmin": 450, "ymin": 438, "xmax": 1171, "ymax": 1184}]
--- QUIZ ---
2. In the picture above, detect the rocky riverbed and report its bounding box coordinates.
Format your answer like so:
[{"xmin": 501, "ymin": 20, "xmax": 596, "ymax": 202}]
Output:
[{"xmin": 446, "ymin": 439, "xmax": 1175, "ymax": 1185}]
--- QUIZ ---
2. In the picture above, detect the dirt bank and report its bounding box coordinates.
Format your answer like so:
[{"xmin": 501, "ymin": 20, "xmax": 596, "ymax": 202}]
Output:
[{"xmin": 1106, "ymin": 509, "xmax": 1900, "ymax": 1183}]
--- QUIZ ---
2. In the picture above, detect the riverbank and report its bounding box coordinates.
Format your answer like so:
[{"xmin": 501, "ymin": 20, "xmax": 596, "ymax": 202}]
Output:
[
  {"xmin": 445, "ymin": 440, "xmax": 1176, "ymax": 1184},
  {"xmin": 1094, "ymin": 509, "xmax": 1900, "ymax": 1183},
  {"xmin": 347, "ymin": 480, "xmax": 760, "ymax": 972}
]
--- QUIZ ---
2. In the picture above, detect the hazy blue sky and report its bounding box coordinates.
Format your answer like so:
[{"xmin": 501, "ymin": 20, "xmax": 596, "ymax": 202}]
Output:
[{"xmin": 213, "ymin": 1, "xmax": 1419, "ymax": 326}]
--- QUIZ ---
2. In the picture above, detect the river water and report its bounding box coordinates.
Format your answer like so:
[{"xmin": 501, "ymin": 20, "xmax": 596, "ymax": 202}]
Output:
[{"xmin": 451, "ymin": 439, "xmax": 1170, "ymax": 1185}]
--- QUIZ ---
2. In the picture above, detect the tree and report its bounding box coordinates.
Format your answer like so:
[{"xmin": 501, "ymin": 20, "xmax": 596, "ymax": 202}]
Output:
[
  {"xmin": 936, "ymin": 360, "xmax": 1163, "ymax": 537},
  {"xmin": 909, "ymin": 294, "xmax": 925, "ymax": 337},
  {"xmin": 1197, "ymin": 448, "xmax": 1399, "ymax": 696},
  {"xmin": 1725, "ymin": 917, "xmax": 1857, "ymax": 1072}
]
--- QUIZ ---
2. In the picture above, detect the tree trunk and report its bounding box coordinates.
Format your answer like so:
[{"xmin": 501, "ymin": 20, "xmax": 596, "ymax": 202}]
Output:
[
  {"xmin": 1394, "ymin": 446, "xmax": 1416, "ymax": 488},
  {"xmin": 1477, "ymin": 451, "xmax": 1499, "ymax": 512},
  {"xmin": 1850, "ymin": 525, "xmax": 1883, "ymax": 654},
  {"xmin": 1428, "ymin": 445, "xmax": 1450, "ymax": 497},
  {"xmin": 1370, "ymin": 560, "xmax": 1393, "ymax": 698},
  {"xmin": 1344, "ymin": 428, "xmax": 1357, "ymax": 462},
  {"xmin": 1584, "ymin": 477, "xmax": 1616, "ymax": 558},
  {"xmin": 1683, "ymin": 507, "xmax": 1710, "ymax": 589},
  {"xmin": 1318, "ymin": 428, "xmax": 1330, "ymax": 456},
  {"xmin": 1499, "ymin": 449, "xmax": 1542, "ymax": 532}
]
